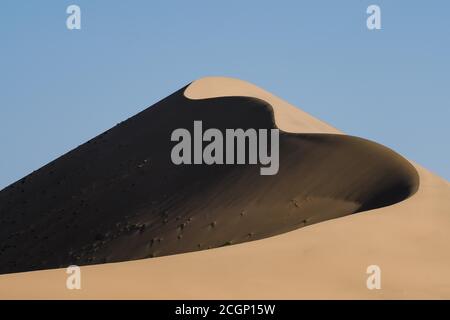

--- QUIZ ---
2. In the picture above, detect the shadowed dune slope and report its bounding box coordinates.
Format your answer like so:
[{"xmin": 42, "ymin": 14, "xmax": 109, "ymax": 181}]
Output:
[{"xmin": 0, "ymin": 83, "xmax": 419, "ymax": 275}]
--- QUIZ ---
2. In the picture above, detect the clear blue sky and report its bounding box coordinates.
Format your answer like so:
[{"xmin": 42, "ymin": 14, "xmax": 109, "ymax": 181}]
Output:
[{"xmin": 1, "ymin": 0, "xmax": 449, "ymax": 188}]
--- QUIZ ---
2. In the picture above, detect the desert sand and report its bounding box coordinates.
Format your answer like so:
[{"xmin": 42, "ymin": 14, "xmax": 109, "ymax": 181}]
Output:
[{"xmin": 0, "ymin": 77, "xmax": 448, "ymax": 299}]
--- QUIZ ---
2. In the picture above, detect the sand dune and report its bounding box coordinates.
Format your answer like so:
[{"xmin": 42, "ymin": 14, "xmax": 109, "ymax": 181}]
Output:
[{"xmin": 0, "ymin": 77, "xmax": 448, "ymax": 299}]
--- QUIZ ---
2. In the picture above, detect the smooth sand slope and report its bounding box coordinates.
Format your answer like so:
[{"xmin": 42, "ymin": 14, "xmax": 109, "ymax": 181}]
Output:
[{"xmin": 0, "ymin": 77, "xmax": 448, "ymax": 299}]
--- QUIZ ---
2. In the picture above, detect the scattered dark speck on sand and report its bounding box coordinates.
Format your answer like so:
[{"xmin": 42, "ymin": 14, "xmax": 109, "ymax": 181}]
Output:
[{"xmin": 95, "ymin": 233, "xmax": 104, "ymax": 241}]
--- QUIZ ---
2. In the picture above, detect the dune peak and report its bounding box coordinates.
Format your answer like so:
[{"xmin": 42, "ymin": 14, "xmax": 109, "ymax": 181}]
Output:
[{"xmin": 185, "ymin": 76, "xmax": 341, "ymax": 134}]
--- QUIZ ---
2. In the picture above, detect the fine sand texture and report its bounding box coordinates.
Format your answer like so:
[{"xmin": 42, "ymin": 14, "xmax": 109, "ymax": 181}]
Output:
[{"xmin": 0, "ymin": 77, "xmax": 448, "ymax": 299}]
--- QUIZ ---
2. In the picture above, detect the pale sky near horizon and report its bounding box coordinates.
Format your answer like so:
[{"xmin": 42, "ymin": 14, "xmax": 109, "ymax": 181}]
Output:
[{"xmin": 1, "ymin": 0, "xmax": 449, "ymax": 188}]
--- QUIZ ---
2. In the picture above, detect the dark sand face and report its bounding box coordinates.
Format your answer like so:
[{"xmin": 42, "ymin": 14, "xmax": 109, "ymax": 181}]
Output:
[{"xmin": 0, "ymin": 86, "xmax": 419, "ymax": 274}]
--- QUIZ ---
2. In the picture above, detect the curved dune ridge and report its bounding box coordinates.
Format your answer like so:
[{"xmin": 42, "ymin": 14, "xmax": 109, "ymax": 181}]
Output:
[
  {"xmin": 0, "ymin": 78, "xmax": 418, "ymax": 275},
  {"xmin": 0, "ymin": 77, "xmax": 448, "ymax": 299}
]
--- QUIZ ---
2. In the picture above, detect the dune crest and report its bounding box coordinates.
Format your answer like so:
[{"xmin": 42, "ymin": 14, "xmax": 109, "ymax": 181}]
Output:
[{"xmin": 185, "ymin": 76, "xmax": 341, "ymax": 134}]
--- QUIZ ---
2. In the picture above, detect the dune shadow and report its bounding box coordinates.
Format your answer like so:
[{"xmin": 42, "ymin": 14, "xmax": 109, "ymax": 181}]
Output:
[{"xmin": 0, "ymin": 86, "xmax": 419, "ymax": 274}]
